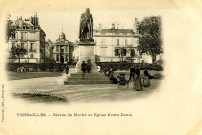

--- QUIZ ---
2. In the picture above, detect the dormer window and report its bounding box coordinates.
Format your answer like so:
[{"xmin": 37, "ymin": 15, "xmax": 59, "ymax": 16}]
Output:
[{"xmin": 23, "ymin": 25, "xmax": 26, "ymax": 29}]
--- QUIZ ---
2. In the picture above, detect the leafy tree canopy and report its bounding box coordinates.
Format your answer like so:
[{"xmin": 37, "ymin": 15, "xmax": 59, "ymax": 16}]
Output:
[
  {"xmin": 138, "ymin": 16, "xmax": 162, "ymax": 63},
  {"xmin": 10, "ymin": 44, "xmax": 27, "ymax": 63}
]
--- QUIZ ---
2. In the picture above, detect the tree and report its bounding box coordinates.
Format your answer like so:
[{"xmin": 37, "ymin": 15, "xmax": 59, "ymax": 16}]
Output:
[
  {"xmin": 6, "ymin": 14, "xmax": 17, "ymax": 42},
  {"xmin": 138, "ymin": 16, "xmax": 162, "ymax": 63},
  {"xmin": 10, "ymin": 43, "xmax": 27, "ymax": 63}
]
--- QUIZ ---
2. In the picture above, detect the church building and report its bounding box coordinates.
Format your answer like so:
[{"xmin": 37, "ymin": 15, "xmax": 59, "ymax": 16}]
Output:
[{"xmin": 53, "ymin": 32, "xmax": 73, "ymax": 64}]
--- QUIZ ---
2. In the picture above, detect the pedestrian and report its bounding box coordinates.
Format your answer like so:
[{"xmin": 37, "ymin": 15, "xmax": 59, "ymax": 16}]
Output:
[
  {"xmin": 142, "ymin": 70, "xmax": 151, "ymax": 87},
  {"xmin": 17, "ymin": 67, "xmax": 20, "ymax": 72},
  {"xmin": 20, "ymin": 66, "xmax": 24, "ymax": 72},
  {"xmin": 97, "ymin": 65, "xmax": 101, "ymax": 72},
  {"xmin": 133, "ymin": 68, "xmax": 142, "ymax": 91},
  {"xmin": 86, "ymin": 60, "xmax": 92, "ymax": 73},
  {"xmin": 108, "ymin": 68, "xmax": 113, "ymax": 77},
  {"xmin": 128, "ymin": 65, "xmax": 135, "ymax": 82},
  {"xmin": 81, "ymin": 61, "xmax": 86, "ymax": 73},
  {"xmin": 119, "ymin": 74, "xmax": 127, "ymax": 85},
  {"xmin": 65, "ymin": 64, "xmax": 69, "ymax": 74},
  {"xmin": 103, "ymin": 67, "xmax": 108, "ymax": 76}
]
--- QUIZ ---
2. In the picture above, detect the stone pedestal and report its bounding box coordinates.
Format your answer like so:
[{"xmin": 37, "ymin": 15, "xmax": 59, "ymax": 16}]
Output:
[
  {"xmin": 64, "ymin": 41, "xmax": 112, "ymax": 85},
  {"xmin": 76, "ymin": 41, "xmax": 97, "ymax": 73},
  {"xmin": 64, "ymin": 73, "xmax": 111, "ymax": 85}
]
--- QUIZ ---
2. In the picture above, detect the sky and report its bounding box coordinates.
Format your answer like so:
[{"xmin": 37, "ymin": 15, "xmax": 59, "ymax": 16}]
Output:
[{"xmin": 9, "ymin": 9, "xmax": 161, "ymax": 42}]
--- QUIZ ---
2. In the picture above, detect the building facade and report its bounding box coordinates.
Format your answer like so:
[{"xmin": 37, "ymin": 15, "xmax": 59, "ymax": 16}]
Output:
[
  {"xmin": 52, "ymin": 32, "xmax": 73, "ymax": 64},
  {"xmin": 44, "ymin": 39, "xmax": 53, "ymax": 60},
  {"xmin": 93, "ymin": 23, "xmax": 140, "ymax": 63},
  {"xmin": 7, "ymin": 14, "xmax": 47, "ymax": 63}
]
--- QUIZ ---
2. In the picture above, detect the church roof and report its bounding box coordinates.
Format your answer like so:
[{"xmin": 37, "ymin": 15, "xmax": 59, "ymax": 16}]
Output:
[{"xmin": 60, "ymin": 32, "xmax": 65, "ymax": 36}]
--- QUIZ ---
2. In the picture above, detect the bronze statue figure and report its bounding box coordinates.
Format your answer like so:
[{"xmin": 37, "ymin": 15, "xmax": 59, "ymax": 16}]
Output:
[{"xmin": 79, "ymin": 8, "xmax": 94, "ymax": 41}]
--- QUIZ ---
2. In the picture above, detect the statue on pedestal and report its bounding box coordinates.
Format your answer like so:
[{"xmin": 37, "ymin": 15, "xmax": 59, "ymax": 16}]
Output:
[
  {"xmin": 79, "ymin": 8, "xmax": 94, "ymax": 41},
  {"xmin": 64, "ymin": 8, "xmax": 111, "ymax": 85}
]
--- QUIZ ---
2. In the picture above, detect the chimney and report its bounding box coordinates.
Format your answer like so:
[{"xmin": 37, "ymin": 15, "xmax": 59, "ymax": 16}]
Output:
[
  {"xmin": 112, "ymin": 23, "xmax": 115, "ymax": 30},
  {"xmin": 133, "ymin": 18, "xmax": 139, "ymax": 33}
]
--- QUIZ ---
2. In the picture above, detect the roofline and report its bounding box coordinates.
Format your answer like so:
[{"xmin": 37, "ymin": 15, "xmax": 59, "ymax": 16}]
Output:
[
  {"xmin": 94, "ymin": 35, "xmax": 137, "ymax": 38},
  {"xmin": 13, "ymin": 29, "xmax": 40, "ymax": 32}
]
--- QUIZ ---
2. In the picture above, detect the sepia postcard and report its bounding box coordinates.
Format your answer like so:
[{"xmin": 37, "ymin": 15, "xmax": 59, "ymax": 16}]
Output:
[{"xmin": 0, "ymin": 0, "xmax": 202, "ymax": 135}]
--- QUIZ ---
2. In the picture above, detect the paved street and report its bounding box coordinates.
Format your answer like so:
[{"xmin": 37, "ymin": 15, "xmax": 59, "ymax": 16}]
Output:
[{"xmin": 6, "ymin": 71, "xmax": 162, "ymax": 103}]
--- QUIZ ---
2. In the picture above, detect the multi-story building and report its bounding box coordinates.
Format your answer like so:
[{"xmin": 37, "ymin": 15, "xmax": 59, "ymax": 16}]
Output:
[
  {"xmin": 73, "ymin": 18, "xmax": 161, "ymax": 64},
  {"xmin": 52, "ymin": 32, "xmax": 74, "ymax": 64},
  {"xmin": 93, "ymin": 20, "xmax": 140, "ymax": 63},
  {"xmin": 7, "ymin": 13, "xmax": 47, "ymax": 63},
  {"xmin": 44, "ymin": 39, "xmax": 53, "ymax": 60}
]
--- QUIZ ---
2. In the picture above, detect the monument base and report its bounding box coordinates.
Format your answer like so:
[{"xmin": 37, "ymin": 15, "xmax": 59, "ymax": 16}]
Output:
[
  {"xmin": 64, "ymin": 41, "xmax": 112, "ymax": 85},
  {"xmin": 76, "ymin": 41, "xmax": 97, "ymax": 73},
  {"xmin": 64, "ymin": 72, "xmax": 111, "ymax": 85}
]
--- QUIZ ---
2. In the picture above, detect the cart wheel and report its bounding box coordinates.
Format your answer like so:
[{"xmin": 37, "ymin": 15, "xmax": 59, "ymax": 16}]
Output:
[{"xmin": 118, "ymin": 83, "xmax": 128, "ymax": 90}]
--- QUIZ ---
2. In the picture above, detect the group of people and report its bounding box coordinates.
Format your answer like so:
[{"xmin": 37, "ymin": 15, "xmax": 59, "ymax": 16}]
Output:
[
  {"xmin": 81, "ymin": 60, "xmax": 92, "ymax": 73},
  {"xmin": 103, "ymin": 65, "xmax": 152, "ymax": 91},
  {"xmin": 16, "ymin": 66, "xmax": 25, "ymax": 72},
  {"xmin": 64, "ymin": 59, "xmax": 93, "ymax": 74},
  {"xmin": 128, "ymin": 65, "xmax": 151, "ymax": 91}
]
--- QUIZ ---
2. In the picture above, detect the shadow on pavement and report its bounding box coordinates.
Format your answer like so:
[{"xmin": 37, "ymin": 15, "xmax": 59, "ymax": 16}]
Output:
[{"xmin": 12, "ymin": 92, "xmax": 68, "ymax": 104}]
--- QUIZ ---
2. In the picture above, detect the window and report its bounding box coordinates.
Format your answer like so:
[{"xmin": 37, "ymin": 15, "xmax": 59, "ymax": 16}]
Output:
[
  {"xmin": 15, "ymin": 32, "xmax": 18, "ymax": 39},
  {"xmin": 30, "ymin": 43, "xmax": 35, "ymax": 52},
  {"xmin": 23, "ymin": 25, "xmax": 26, "ymax": 29},
  {"xmin": 61, "ymin": 46, "xmax": 64, "ymax": 53},
  {"xmin": 21, "ymin": 43, "xmax": 25, "ymax": 49},
  {"xmin": 56, "ymin": 54, "xmax": 59, "ymax": 62},
  {"xmin": 12, "ymin": 43, "xmax": 15, "ymax": 48},
  {"xmin": 65, "ymin": 46, "xmax": 68, "ymax": 52},
  {"xmin": 65, "ymin": 55, "xmax": 68, "ymax": 62},
  {"xmin": 123, "ymin": 49, "xmax": 127, "ymax": 56},
  {"xmin": 115, "ymin": 49, "xmax": 119, "ymax": 56},
  {"xmin": 30, "ymin": 43, "xmax": 33, "ymax": 50},
  {"xmin": 131, "ymin": 49, "xmax": 135, "ymax": 57},
  {"xmin": 56, "ymin": 46, "xmax": 59, "ymax": 52},
  {"xmin": 21, "ymin": 33, "xmax": 26, "ymax": 39},
  {"xmin": 117, "ymin": 39, "xmax": 119, "ymax": 46},
  {"xmin": 125, "ymin": 39, "xmax": 128, "ymax": 46},
  {"xmin": 23, "ymin": 33, "xmax": 26, "ymax": 39},
  {"xmin": 30, "ymin": 54, "xmax": 34, "ymax": 58},
  {"xmin": 22, "ymin": 43, "xmax": 27, "ymax": 50}
]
